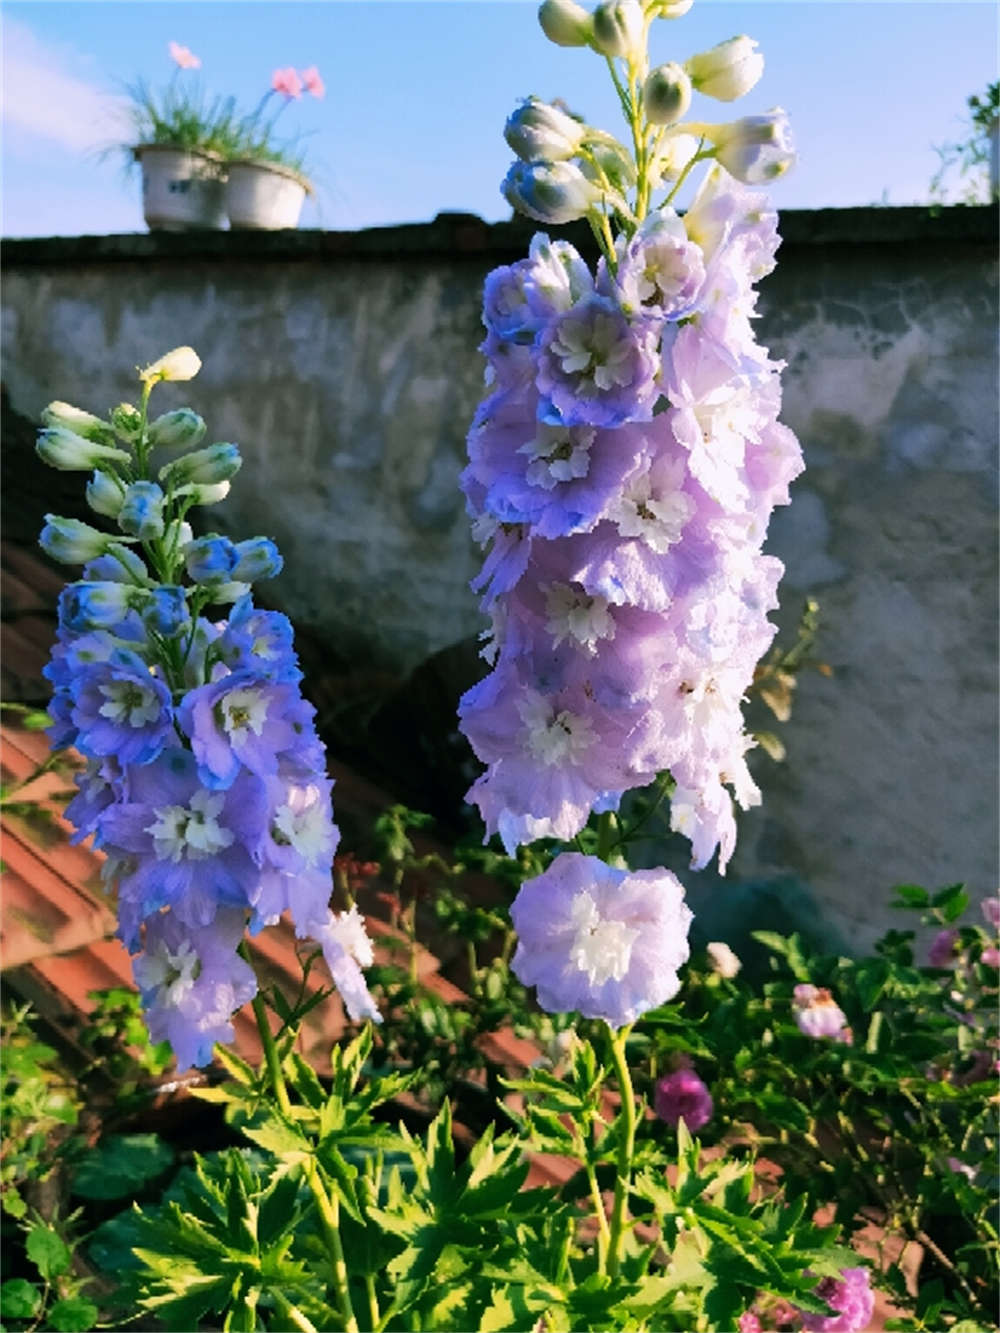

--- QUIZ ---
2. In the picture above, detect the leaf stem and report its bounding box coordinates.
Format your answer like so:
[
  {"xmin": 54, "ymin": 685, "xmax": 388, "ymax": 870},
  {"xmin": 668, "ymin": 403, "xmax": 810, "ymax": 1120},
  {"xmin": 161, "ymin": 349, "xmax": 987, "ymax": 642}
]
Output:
[
  {"xmin": 270, "ymin": 1290, "xmax": 319, "ymax": 1333},
  {"xmin": 607, "ymin": 1023, "xmax": 637, "ymax": 1278}
]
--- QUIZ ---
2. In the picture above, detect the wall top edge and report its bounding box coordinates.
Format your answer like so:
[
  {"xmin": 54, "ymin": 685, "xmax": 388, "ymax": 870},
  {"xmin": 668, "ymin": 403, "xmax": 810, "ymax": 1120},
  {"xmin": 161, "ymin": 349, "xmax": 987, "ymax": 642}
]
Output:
[{"xmin": 2, "ymin": 205, "xmax": 996, "ymax": 269}]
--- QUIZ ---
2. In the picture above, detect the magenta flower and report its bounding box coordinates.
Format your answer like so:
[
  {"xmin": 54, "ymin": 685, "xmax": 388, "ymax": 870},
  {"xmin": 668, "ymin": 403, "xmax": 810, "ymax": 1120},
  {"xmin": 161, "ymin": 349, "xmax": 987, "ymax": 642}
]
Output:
[
  {"xmin": 510, "ymin": 852, "xmax": 692, "ymax": 1027},
  {"xmin": 800, "ymin": 1267, "xmax": 874, "ymax": 1333},
  {"xmin": 168, "ymin": 41, "xmax": 201, "ymax": 70},
  {"xmin": 271, "ymin": 66, "xmax": 303, "ymax": 99},
  {"xmin": 654, "ymin": 1067, "xmax": 713, "ymax": 1131},
  {"xmin": 300, "ymin": 65, "xmax": 325, "ymax": 98},
  {"xmin": 737, "ymin": 1313, "xmax": 761, "ymax": 1333},
  {"xmin": 928, "ymin": 927, "xmax": 960, "ymax": 968}
]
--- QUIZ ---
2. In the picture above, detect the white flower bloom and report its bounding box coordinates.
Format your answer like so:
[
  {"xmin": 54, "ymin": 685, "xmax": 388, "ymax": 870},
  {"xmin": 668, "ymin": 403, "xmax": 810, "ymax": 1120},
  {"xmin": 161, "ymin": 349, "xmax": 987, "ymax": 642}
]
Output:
[{"xmin": 140, "ymin": 346, "xmax": 202, "ymax": 383}]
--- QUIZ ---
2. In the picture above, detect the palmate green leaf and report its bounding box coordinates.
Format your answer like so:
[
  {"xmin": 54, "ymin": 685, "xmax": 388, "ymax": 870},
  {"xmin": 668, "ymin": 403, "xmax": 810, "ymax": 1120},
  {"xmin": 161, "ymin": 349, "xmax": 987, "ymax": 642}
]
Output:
[
  {"xmin": 239, "ymin": 1111, "xmax": 312, "ymax": 1165},
  {"xmin": 479, "ymin": 1282, "xmax": 549, "ymax": 1332}
]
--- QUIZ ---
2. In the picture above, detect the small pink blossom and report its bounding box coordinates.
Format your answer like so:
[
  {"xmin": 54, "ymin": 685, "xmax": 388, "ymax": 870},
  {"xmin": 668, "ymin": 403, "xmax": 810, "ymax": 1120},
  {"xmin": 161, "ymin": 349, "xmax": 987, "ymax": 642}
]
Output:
[
  {"xmin": 654, "ymin": 1067, "xmax": 713, "ymax": 1131},
  {"xmin": 168, "ymin": 41, "xmax": 201, "ymax": 70},
  {"xmin": 981, "ymin": 945, "xmax": 1000, "ymax": 968},
  {"xmin": 929, "ymin": 928, "xmax": 960, "ymax": 968},
  {"xmin": 793, "ymin": 985, "xmax": 849, "ymax": 1040},
  {"xmin": 981, "ymin": 896, "xmax": 1000, "ymax": 929},
  {"xmin": 272, "ymin": 66, "xmax": 303, "ymax": 99},
  {"xmin": 737, "ymin": 1313, "xmax": 761, "ymax": 1333},
  {"xmin": 301, "ymin": 65, "xmax": 325, "ymax": 98}
]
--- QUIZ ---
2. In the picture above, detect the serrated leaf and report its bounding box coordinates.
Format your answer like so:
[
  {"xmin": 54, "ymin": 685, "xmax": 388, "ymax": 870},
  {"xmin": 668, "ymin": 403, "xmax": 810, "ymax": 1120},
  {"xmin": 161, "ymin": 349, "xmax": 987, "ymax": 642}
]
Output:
[
  {"xmin": 48, "ymin": 1297, "xmax": 101, "ymax": 1332},
  {"xmin": 214, "ymin": 1045, "xmax": 259, "ymax": 1087},
  {"xmin": 26, "ymin": 1224, "xmax": 71, "ymax": 1279},
  {"xmin": 240, "ymin": 1114, "xmax": 311, "ymax": 1165}
]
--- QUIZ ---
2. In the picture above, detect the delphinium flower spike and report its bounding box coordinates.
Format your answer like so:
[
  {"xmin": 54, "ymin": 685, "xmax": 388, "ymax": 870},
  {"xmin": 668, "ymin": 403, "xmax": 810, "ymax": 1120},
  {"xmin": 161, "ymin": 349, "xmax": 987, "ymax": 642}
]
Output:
[{"xmin": 38, "ymin": 347, "xmax": 380, "ymax": 1069}]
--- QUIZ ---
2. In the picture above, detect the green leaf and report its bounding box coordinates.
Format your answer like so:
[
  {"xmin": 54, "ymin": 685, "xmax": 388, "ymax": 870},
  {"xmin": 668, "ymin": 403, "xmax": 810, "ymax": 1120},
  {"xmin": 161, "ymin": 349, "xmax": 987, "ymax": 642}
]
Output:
[
  {"xmin": 26, "ymin": 1224, "xmax": 71, "ymax": 1279},
  {"xmin": 2, "ymin": 1188, "xmax": 27, "ymax": 1219},
  {"xmin": 892, "ymin": 884, "xmax": 929, "ymax": 909},
  {"xmin": 48, "ymin": 1297, "xmax": 101, "ymax": 1332},
  {"xmin": 214, "ymin": 1044, "xmax": 258, "ymax": 1088},
  {"xmin": 0, "ymin": 1279, "xmax": 41, "ymax": 1319},
  {"xmin": 71, "ymin": 1133, "xmax": 175, "ymax": 1200}
]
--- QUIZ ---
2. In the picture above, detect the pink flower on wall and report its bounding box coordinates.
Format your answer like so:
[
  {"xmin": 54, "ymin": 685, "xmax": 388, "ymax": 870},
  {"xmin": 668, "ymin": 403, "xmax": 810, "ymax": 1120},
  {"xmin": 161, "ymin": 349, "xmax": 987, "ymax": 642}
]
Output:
[
  {"xmin": 271, "ymin": 66, "xmax": 303, "ymax": 99},
  {"xmin": 301, "ymin": 66, "xmax": 325, "ymax": 99},
  {"xmin": 168, "ymin": 41, "xmax": 201, "ymax": 70}
]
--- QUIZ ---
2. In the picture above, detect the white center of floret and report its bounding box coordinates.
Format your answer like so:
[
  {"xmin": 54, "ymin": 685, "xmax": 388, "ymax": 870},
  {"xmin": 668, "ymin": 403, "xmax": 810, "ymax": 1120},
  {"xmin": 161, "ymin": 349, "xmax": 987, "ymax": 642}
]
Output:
[
  {"xmin": 97, "ymin": 679, "xmax": 161, "ymax": 728},
  {"xmin": 568, "ymin": 890, "xmax": 638, "ymax": 986},
  {"xmin": 608, "ymin": 475, "xmax": 694, "ymax": 554},
  {"xmin": 551, "ymin": 312, "xmax": 633, "ymax": 395},
  {"xmin": 520, "ymin": 424, "xmax": 594, "ymax": 490},
  {"xmin": 218, "ymin": 687, "xmax": 269, "ymax": 746},
  {"xmin": 520, "ymin": 695, "xmax": 595, "ymax": 768},
  {"xmin": 272, "ymin": 784, "xmax": 333, "ymax": 865},
  {"xmin": 146, "ymin": 788, "xmax": 235, "ymax": 862},
  {"xmin": 135, "ymin": 937, "xmax": 201, "ymax": 1005},
  {"xmin": 544, "ymin": 583, "xmax": 615, "ymax": 653}
]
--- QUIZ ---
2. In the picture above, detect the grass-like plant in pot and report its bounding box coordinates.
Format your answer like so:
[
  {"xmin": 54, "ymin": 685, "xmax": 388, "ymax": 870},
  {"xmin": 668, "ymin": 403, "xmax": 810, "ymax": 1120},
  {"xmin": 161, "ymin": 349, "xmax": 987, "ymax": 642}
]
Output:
[
  {"xmin": 224, "ymin": 64, "xmax": 325, "ymax": 230},
  {"xmin": 127, "ymin": 41, "xmax": 237, "ymax": 232}
]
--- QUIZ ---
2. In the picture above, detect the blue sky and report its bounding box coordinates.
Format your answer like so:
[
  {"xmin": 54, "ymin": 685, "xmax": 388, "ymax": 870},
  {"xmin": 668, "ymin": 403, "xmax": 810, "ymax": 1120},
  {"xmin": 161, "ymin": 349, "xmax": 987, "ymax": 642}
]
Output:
[{"xmin": 2, "ymin": 1, "xmax": 996, "ymax": 236}]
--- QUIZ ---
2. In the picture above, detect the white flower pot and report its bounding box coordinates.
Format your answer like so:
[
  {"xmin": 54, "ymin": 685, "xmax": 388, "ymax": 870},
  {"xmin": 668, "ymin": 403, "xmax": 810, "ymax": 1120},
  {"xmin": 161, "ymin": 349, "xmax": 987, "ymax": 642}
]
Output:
[
  {"xmin": 225, "ymin": 160, "xmax": 309, "ymax": 230},
  {"xmin": 135, "ymin": 144, "xmax": 227, "ymax": 231}
]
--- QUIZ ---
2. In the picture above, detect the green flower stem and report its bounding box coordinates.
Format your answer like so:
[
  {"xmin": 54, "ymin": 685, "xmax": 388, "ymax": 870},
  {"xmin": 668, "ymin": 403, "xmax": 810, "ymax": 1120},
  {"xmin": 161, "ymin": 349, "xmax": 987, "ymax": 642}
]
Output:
[
  {"xmin": 307, "ymin": 1160, "xmax": 359, "ymax": 1333},
  {"xmin": 244, "ymin": 973, "xmax": 359, "ymax": 1333},
  {"xmin": 584, "ymin": 1157, "xmax": 612, "ymax": 1269},
  {"xmin": 365, "ymin": 1273, "xmax": 380, "ymax": 1332},
  {"xmin": 270, "ymin": 1289, "xmax": 319, "ymax": 1333},
  {"xmin": 607, "ymin": 1022, "xmax": 637, "ymax": 1279}
]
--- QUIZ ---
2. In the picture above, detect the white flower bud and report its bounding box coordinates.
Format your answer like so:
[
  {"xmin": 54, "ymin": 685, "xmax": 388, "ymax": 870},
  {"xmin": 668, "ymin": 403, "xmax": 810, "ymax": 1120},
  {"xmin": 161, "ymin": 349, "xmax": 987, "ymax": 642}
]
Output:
[
  {"xmin": 163, "ymin": 519, "xmax": 194, "ymax": 554},
  {"xmin": 36, "ymin": 426, "xmax": 131, "ymax": 472},
  {"xmin": 502, "ymin": 159, "xmax": 601, "ymax": 224},
  {"xmin": 174, "ymin": 480, "xmax": 231, "ymax": 506},
  {"xmin": 706, "ymin": 941, "xmax": 742, "ymax": 978},
  {"xmin": 148, "ymin": 408, "xmax": 207, "ymax": 450},
  {"xmin": 590, "ymin": 0, "xmax": 644, "ymax": 60},
  {"xmin": 650, "ymin": 0, "xmax": 693, "ymax": 16},
  {"xmin": 505, "ymin": 98, "xmax": 587, "ymax": 163},
  {"xmin": 538, "ymin": 0, "xmax": 593, "ymax": 47},
  {"xmin": 711, "ymin": 108, "xmax": 795, "ymax": 183},
  {"xmin": 41, "ymin": 401, "xmax": 113, "ymax": 444},
  {"xmin": 685, "ymin": 36, "xmax": 764, "ymax": 102},
  {"xmin": 643, "ymin": 63, "xmax": 692, "ymax": 125},
  {"xmin": 85, "ymin": 470, "xmax": 126, "ymax": 518},
  {"xmin": 139, "ymin": 346, "xmax": 201, "ymax": 383}
]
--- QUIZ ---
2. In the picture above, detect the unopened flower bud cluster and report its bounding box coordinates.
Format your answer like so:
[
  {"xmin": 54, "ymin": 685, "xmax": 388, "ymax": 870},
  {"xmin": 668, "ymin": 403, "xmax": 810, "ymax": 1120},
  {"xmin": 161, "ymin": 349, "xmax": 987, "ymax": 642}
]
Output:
[{"xmin": 38, "ymin": 348, "xmax": 379, "ymax": 1069}]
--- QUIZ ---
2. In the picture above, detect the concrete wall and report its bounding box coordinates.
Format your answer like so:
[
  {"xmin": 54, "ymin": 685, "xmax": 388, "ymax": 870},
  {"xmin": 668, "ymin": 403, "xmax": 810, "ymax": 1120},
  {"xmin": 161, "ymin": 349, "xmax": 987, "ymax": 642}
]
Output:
[{"xmin": 3, "ymin": 208, "xmax": 997, "ymax": 951}]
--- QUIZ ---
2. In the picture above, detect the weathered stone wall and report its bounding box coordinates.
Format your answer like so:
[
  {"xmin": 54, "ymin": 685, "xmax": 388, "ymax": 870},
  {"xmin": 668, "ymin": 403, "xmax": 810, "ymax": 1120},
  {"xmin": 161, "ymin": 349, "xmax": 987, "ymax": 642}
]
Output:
[{"xmin": 3, "ymin": 208, "xmax": 996, "ymax": 950}]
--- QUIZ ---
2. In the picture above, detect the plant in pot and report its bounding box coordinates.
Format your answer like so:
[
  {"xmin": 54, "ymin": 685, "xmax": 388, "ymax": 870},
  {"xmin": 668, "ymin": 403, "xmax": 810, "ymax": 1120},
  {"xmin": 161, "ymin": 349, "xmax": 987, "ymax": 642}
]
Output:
[
  {"xmin": 225, "ymin": 64, "xmax": 325, "ymax": 230},
  {"xmin": 126, "ymin": 42, "xmax": 237, "ymax": 232}
]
